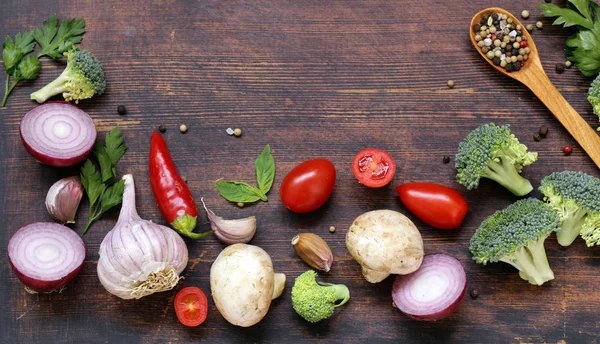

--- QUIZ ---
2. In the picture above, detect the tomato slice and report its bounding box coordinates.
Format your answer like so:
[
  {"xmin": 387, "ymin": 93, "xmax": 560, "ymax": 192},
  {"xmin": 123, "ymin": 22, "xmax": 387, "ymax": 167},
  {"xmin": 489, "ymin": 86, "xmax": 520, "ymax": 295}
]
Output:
[
  {"xmin": 352, "ymin": 148, "xmax": 397, "ymax": 188},
  {"xmin": 174, "ymin": 286, "xmax": 208, "ymax": 327}
]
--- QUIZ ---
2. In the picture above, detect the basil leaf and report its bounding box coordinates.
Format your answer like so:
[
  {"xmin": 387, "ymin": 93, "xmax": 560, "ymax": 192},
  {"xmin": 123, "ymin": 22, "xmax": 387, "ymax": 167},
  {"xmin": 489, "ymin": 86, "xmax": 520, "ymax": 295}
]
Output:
[
  {"xmin": 255, "ymin": 144, "xmax": 275, "ymax": 194},
  {"xmin": 215, "ymin": 181, "xmax": 267, "ymax": 203}
]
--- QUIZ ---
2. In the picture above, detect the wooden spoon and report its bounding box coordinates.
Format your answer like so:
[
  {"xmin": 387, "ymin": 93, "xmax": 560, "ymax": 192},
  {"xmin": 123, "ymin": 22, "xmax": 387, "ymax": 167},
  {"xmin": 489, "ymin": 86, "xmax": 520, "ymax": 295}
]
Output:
[{"xmin": 470, "ymin": 7, "xmax": 600, "ymax": 168}]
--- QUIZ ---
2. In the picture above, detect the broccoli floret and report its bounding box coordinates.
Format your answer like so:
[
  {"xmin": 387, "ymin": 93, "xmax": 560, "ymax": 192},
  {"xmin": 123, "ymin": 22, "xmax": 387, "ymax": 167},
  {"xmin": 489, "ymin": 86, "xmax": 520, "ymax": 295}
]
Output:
[
  {"xmin": 588, "ymin": 74, "xmax": 600, "ymax": 130},
  {"xmin": 455, "ymin": 123, "xmax": 537, "ymax": 196},
  {"xmin": 291, "ymin": 270, "xmax": 350, "ymax": 323},
  {"xmin": 470, "ymin": 198, "xmax": 560, "ymax": 286},
  {"xmin": 540, "ymin": 171, "xmax": 600, "ymax": 247},
  {"xmin": 30, "ymin": 48, "xmax": 105, "ymax": 104}
]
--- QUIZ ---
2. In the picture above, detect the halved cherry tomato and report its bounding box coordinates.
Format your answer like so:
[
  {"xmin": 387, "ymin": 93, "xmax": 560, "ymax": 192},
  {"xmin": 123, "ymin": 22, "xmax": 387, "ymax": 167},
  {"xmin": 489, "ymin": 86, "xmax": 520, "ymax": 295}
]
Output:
[
  {"xmin": 174, "ymin": 287, "xmax": 208, "ymax": 327},
  {"xmin": 352, "ymin": 148, "xmax": 396, "ymax": 188},
  {"xmin": 280, "ymin": 158, "xmax": 336, "ymax": 213},
  {"xmin": 396, "ymin": 182, "xmax": 468, "ymax": 230}
]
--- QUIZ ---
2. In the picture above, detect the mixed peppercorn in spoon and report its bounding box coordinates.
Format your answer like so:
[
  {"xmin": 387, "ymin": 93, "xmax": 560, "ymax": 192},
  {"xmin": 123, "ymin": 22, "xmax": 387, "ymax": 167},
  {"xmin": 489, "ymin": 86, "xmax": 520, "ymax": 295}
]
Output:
[{"xmin": 473, "ymin": 11, "xmax": 530, "ymax": 72}]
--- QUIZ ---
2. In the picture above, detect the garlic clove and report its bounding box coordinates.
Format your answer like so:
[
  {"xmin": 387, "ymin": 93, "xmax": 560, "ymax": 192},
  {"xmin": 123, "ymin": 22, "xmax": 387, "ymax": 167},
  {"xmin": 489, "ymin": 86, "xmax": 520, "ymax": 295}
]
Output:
[
  {"xmin": 46, "ymin": 176, "xmax": 84, "ymax": 224},
  {"xmin": 292, "ymin": 233, "xmax": 334, "ymax": 272},
  {"xmin": 201, "ymin": 198, "xmax": 257, "ymax": 245}
]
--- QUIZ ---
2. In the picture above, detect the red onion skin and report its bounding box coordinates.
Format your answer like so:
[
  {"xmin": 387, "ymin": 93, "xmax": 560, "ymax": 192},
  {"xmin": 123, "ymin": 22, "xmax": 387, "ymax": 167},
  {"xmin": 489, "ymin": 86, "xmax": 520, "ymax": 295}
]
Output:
[
  {"xmin": 19, "ymin": 101, "xmax": 96, "ymax": 167},
  {"xmin": 8, "ymin": 257, "xmax": 84, "ymax": 293},
  {"xmin": 7, "ymin": 222, "xmax": 86, "ymax": 293},
  {"xmin": 392, "ymin": 254, "xmax": 466, "ymax": 321}
]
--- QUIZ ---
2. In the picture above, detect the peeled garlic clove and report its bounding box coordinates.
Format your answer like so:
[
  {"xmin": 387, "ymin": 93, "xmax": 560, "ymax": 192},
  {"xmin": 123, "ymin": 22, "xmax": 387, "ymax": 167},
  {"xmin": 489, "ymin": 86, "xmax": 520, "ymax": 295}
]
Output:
[
  {"xmin": 201, "ymin": 198, "xmax": 257, "ymax": 245},
  {"xmin": 46, "ymin": 176, "xmax": 84, "ymax": 224},
  {"xmin": 292, "ymin": 233, "xmax": 334, "ymax": 272}
]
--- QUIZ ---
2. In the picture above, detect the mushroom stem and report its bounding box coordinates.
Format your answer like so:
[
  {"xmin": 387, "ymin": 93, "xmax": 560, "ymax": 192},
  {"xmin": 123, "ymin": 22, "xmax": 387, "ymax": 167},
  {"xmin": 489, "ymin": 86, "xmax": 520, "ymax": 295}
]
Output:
[{"xmin": 272, "ymin": 273, "xmax": 286, "ymax": 299}]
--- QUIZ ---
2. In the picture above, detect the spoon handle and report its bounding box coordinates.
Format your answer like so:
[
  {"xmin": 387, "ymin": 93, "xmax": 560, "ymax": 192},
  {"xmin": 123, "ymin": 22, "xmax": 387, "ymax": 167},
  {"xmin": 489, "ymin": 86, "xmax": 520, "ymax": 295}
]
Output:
[{"xmin": 523, "ymin": 63, "xmax": 600, "ymax": 168}]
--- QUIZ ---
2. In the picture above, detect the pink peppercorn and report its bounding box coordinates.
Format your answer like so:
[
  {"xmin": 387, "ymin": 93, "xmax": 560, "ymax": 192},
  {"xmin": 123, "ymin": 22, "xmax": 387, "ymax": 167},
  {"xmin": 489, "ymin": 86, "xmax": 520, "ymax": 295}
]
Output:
[
  {"xmin": 520, "ymin": 41, "xmax": 528, "ymax": 48},
  {"xmin": 563, "ymin": 145, "xmax": 573, "ymax": 155}
]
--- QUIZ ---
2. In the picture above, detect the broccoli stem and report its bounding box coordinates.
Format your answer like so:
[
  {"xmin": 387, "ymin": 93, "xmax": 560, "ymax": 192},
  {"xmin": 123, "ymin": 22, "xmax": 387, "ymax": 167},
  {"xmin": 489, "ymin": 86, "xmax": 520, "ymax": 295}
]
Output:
[
  {"xmin": 321, "ymin": 282, "xmax": 351, "ymax": 307},
  {"xmin": 30, "ymin": 70, "xmax": 70, "ymax": 103},
  {"xmin": 500, "ymin": 236, "xmax": 554, "ymax": 286},
  {"xmin": 484, "ymin": 158, "xmax": 533, "ymax": 196},
  {"xmin": 556, "ymin": 207, "xmax": 588, "ymax": 246}
]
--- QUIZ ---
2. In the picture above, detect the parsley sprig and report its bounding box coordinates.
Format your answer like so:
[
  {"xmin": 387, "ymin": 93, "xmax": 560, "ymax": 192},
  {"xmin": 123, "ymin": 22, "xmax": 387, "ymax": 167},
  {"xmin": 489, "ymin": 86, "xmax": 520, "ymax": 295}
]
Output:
[
  {"xmin": 80, "ymin": 126, "xmax": 127, "ymax": 234},
  {"xmin": 540, "ymin": 0, "xmax": 600, "ymax": 76},
  {"xmin": 1, "ymin": 15, "xmax": 85, "ymax": 106}
]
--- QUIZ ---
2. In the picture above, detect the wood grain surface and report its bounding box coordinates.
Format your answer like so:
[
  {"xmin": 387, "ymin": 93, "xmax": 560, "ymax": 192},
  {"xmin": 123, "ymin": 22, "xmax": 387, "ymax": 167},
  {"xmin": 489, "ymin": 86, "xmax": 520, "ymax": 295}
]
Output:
[{"xmin": 1, "ymin": 0, "xmax": 599, "ymax": 343}]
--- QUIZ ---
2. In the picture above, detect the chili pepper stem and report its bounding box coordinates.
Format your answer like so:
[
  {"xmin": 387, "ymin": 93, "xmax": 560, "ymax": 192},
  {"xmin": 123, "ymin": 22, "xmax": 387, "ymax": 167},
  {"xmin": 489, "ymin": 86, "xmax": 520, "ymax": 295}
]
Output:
[{"xmin": 171, "ymin": 214, "xmax": 213, "ymax": 239}]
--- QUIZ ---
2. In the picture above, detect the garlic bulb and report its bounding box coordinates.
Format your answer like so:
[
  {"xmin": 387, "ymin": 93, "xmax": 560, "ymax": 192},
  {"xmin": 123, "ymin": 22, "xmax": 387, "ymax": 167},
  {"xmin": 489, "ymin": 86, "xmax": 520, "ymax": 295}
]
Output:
[
  {"xmin": 97, "ymin": 174, "xmax": 188, "ymax": 299},
  {"xmin": 46, "ymin": 176, "xmax": 83, "ymax": 224}
]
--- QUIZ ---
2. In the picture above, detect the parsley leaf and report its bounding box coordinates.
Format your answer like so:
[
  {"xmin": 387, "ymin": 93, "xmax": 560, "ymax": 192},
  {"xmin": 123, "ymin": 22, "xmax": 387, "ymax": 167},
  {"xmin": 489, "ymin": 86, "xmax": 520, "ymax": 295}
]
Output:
[
  {"xmin": 540, "ymin": 0, "xmax": 594, "ymax": 29},
  {"xmin": 80, "ymin": 126, "xmax": 126, "ymax": 234},
  {"xmin": 214, "ymin": 144, "xmax": 275, "ymax": 204},
  {"xmin": 34, "ymin": 15, "xmax": 85, "ymax": 59}
]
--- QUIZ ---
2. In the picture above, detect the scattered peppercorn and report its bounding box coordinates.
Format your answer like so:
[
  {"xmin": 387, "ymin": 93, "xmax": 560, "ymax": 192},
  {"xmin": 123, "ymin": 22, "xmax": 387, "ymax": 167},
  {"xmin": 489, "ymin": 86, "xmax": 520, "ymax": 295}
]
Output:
[
  {"xmin": 536, "ymin": 21, "xmax": 544, "ymax": 29},
  {"xmin": 521, "ymin": 10, "xmax": 529, "ymax": 19},
  {"xmin": 181, "ymin": 176, "xmax": 187, "ymax": 183},
  {"xmin": 447, "ymin": 80, "xmax": 455, "ymax": 88},
  {"xmin": 443, "ymin": 156, "xmax": 451, "ymax": 164},
  {"xmin": 117, "ymin": 105, "xmax": 127, "ymax": 115},
  {"xmin": 563, "ymin": 145, "xmax": 573, "ymax": 155},
  {"xmin": 555, "ymin": 63, "xmax": 565, "ymax": 74},
  {"xmin": 233, "ymin": 128, "xmax": 242, "ymax": 137},
  {"xmin": 545, "ymin": 0, "xmax": 551, "ymax": 3},
  {"xmin": 526, "ymin": 24, "xmax": 534, "ymax": 32},
  {"xmin": 470, "ymin": 289, "xmax": 480, "ymax": 300},
  {"xmin": 158, "ymin": 125, "xmax": 166, "ymax": 133},
  {"xmin": 237, "ymin": 202, "xmax": 245, "ymax": 208},
  {"xmin": 565, "ymin": 61, "xmax": 572, "ymax": 69},
  {"xmin": 226, "ymin": 127, "xmax": 235, "ymax": 135},
  {"xmin": 179, "ymin": 124, "xmax": 188, "ymax": 133},
  {"xmin": 533, "ymin": 133, "xmax": 541, "ymax": 142},
  {"xmin": 539, "ymin": 126, "xmax": 548, "ymax": 137},
  {"xmin": 329, "ymin": 226, "xmax": 336, "ymax": 233}
]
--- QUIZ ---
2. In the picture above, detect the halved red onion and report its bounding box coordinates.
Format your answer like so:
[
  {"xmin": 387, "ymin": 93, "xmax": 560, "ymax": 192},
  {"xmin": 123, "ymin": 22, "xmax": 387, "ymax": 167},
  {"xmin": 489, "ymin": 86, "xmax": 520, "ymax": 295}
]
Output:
[
  {"xmin": 20, "ymin": 101, "xmax": 97, "ymax": 167},
  {"xmin": 392, "ymin": 254, "xmax": 466, "ymax": 321},
  {"xmin": 8, "ymin": 222, "xmax": 86, "ymax": 293}
]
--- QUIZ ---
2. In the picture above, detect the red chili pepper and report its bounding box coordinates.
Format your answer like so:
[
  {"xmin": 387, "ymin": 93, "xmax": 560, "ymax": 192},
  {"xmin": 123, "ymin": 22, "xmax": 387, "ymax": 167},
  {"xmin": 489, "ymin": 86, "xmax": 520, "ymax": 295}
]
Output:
[{"xmin": 149, "ymin": 131, "xmax": 211, "ymax": 239}]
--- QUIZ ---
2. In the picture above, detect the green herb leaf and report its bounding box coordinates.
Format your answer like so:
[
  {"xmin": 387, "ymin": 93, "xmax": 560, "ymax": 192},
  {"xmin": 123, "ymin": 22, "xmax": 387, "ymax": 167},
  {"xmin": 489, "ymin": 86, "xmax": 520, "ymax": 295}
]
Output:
[
  {"xmin": 94, "ymin": 144, "xmax": 115, "ymax": 183},
  {"xmin": 80, "ymin": 160, "xmax": 105, "ymax": 206},
  {"xmin": 215, "ymin": 181, "xmax": 267, "ymax": 203},
  {"xmin": 539, "ymin": 1, "xmax": 594, "ymax": 29},
  {"xmin": 17, "ymin": 55, "xmax": 40, "ymax": 80},
  {"xmin": 255, "ymin": 144, "xmax": 275, "ymax": 193},
  {"xmin": 35, "ymin": 15, "xmax": 85, "ymax": 59},
  {"xmin": 100, "ymin": 179, "xmax": 125, "ymax": 213},
  {"xmin": 105, "ymin": 126, "xmax": 127, "ymax": 165}
]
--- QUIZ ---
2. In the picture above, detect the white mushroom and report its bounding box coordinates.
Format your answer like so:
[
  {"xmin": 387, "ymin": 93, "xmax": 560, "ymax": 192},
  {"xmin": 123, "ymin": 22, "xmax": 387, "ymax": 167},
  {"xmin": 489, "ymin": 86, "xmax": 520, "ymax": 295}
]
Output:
[
  {"xmin": 210, "ymin": 244, "xmax": 286, "ymax": 327},
  {"xmin": 346, "ymin": 210, "xmax": 424, "ymax": 283}
]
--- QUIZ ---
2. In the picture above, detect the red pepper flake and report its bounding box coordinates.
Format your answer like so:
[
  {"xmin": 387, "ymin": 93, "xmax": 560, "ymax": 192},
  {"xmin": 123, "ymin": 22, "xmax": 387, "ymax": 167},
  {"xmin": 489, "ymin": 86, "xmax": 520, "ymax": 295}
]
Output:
[
  {"xmin": 520, "ymin": 41, "xmax": 528, "ymax": 48},
  {"xmin": 563, "ymin": 145, "xmax": 573, "ymax": 155}
]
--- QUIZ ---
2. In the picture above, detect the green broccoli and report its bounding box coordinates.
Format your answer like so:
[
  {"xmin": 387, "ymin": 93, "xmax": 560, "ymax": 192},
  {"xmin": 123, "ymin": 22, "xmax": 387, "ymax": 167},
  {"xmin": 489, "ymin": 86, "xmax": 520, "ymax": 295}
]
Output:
[
  {"xmin": 455, "ymin": 123, "xmax": 538, "ymax": 196},
  {"xmin": 30, "ymin": 48, "xmax": 105, "ymax": 104},
  {"xmin": 470, "ymin": 198, "xmax": 560, "ymax": 286},
  {"xmin": 588, "ymin": 74, "xmax": 600, "ymax": 130},
  {"xmin": 539, "ymin": 171, "xmax": 600, "ymax": 247},
  {"xmin": 291, "ymin": 270, "xmax": 350, "ymax": 323}
]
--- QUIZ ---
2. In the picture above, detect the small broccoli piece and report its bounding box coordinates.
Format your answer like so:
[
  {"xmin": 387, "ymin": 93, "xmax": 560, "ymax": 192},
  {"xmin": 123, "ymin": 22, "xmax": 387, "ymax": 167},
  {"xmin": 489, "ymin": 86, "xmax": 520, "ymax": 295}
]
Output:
[
  {"xmin": 540, "ymin": 171, "xmax": 600, "ymax": 247},
  {"xmin": 588, "ymin": 74, "xmax": 600, "ymax": 130},
  {"xmin": 30, "ymin": 48, "xmax": 105, "ymax": 104},
  {"xmin": 455, "ymin": 123, "xmax": 537, "ymax": 196},
  {"xmin": 291, "ymin": 270, "xmax": 350, "ymax": 323},
  {"xmin": 470, "ymin": 198, "xmax": 560, "ymax": 286}
]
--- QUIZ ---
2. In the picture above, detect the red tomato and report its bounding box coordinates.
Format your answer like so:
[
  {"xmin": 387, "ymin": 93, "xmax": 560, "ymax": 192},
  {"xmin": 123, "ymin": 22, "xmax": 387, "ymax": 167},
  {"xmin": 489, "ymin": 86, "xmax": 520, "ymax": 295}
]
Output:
[
  {"xmin": 352, "ymin": 148, "xmax": 396, "ymax": 188},
  {"xmin": 174, "ymin": 287, "xmax": 208, "ymax": 327},
  {"xmin": 396, "ymin": 183, "xmax": 468, "ymax": 230},
  {"xmin": 280, "ymin": 159, "xmax": 336, "ymax": 213}
]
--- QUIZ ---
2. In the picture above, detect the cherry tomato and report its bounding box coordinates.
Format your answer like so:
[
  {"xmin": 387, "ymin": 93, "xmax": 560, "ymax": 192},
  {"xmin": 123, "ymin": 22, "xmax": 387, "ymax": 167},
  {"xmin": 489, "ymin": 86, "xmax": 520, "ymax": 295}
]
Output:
[
  {"xmin": 174, "ymin": 287, "xmax": 208, "ymax": 327},
  {"xmin": 352, "ymin": 148, "xmax": 396, "ymax": 188},
  {"xmin": 280, "ymin": 159, "xmax": 336, "ymax": 213},
  {"xmin": 396, "ymin": 183, "xmax": 468, "ymax": 230}
]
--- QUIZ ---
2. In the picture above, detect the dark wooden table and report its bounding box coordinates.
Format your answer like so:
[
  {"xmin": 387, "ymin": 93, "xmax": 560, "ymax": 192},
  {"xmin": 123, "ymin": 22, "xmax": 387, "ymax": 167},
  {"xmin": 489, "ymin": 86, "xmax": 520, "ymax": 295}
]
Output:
[{"xmin": 2, "ymin": 0, "xmax": 599, "ymax": 343}]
